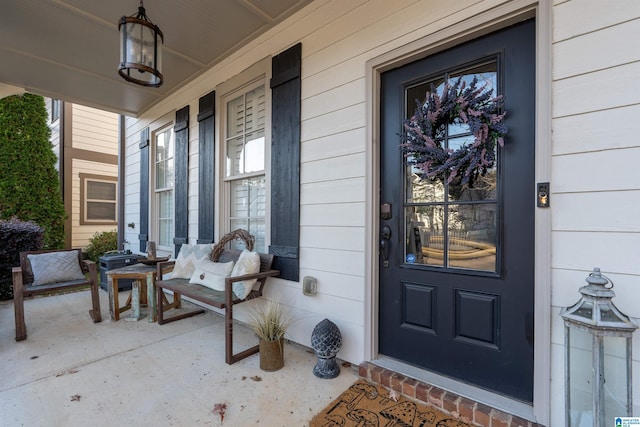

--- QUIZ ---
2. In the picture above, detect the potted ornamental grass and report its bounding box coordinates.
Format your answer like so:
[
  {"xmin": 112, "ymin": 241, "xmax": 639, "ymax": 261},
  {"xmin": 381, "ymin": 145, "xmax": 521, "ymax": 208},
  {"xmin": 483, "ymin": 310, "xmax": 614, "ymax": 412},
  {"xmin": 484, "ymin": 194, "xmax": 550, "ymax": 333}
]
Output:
[{"xmin": 248, "ymin": 299, "xmax": 292, "ymax": 371}]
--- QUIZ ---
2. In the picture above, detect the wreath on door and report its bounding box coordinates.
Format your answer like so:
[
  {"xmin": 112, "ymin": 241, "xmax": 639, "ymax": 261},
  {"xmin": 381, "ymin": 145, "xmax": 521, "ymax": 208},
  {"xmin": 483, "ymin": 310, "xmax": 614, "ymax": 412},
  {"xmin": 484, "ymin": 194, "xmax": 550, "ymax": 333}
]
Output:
[{"xmin": 401, "ymin": 76, "xmax": 508, "ymax": 187}]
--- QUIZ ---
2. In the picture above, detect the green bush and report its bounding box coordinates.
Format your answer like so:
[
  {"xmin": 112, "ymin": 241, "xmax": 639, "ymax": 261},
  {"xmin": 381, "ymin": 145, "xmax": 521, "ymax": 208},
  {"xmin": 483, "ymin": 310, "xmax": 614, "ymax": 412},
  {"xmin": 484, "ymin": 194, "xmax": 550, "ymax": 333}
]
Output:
[
  {"xmin": 0, "ymin": 218, "xmax": 44, "ymax": 300},
  {"xmin": 0, "ymin": 94, "xmax": 67, "ymax": 249},
  {"xmin": 84, "ymin": 230, "xmax": 118, "ymax": 262}
]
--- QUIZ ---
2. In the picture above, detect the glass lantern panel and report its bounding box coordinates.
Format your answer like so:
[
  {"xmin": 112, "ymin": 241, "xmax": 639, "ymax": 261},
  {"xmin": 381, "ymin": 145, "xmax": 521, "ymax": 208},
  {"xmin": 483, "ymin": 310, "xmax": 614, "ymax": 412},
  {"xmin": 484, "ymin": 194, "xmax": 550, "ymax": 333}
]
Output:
[
  {"xmin": 603, "ymin": 335, "xmax": 631, "ymax": 421},
  {"xmin": 567, "ymin": 326, "xmax": 594, "ymax": 427},
  {"xmin": 599, "ymin": 302, "xmax": 625, "ymax": 324},
  {"xmin": 139, "ymin": 25, "xmax": 156, "ymax": 68},
  {"xmin": 574, "ymin": 300, "xmax": 594, "ymax": 322}
]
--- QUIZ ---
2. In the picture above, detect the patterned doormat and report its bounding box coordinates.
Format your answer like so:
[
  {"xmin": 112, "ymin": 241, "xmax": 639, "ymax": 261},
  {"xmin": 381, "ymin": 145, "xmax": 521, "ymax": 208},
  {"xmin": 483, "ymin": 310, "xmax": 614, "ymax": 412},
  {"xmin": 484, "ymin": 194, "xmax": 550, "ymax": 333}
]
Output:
[{"xmin": 310, "ymin": 380, "xmax": 472, "ymax": 427}]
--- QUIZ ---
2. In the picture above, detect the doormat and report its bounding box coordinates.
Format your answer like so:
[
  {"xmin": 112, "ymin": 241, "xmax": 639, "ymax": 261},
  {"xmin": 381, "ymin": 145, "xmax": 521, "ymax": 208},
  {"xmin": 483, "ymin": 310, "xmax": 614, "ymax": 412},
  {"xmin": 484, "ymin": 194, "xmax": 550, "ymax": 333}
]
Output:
[{"xmin": 310, "ymin": 379, "xmax": 471, "ymax": 427}]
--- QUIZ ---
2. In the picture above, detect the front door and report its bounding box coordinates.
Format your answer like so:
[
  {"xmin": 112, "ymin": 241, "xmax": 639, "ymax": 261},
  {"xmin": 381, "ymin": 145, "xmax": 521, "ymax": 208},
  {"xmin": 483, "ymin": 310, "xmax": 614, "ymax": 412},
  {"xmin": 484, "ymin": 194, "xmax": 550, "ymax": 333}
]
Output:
[{"xmin": 379, "ymin": 20, "xmax": 535, "ymax": 402}]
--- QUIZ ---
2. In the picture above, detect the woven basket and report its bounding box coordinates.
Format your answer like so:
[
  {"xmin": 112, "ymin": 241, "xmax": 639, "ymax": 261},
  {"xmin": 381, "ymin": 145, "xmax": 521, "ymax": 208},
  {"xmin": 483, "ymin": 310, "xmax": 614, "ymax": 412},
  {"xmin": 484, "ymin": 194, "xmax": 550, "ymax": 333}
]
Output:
[{"xmin": 210, "ymin": 229, "xmax": 255, "ymax": 261}]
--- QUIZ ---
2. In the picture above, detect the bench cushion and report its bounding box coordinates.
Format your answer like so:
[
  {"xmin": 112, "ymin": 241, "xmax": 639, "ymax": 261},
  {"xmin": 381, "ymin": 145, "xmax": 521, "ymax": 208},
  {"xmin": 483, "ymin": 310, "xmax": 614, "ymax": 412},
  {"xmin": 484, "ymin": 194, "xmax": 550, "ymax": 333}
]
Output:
[
  {"xmin": 230, "ymin": 250, "xmax": 260, "ymax": 299},
  {"xmin": 171, "ymin": 243, "xmax": 214, "ymax": 279},
  {"xmin": 188, "ymin": 260, "xmax": 234, "ymax": 291},
  {"xmin": 27, "ymin": 251, "xmax": 85, "ymax": 286}
]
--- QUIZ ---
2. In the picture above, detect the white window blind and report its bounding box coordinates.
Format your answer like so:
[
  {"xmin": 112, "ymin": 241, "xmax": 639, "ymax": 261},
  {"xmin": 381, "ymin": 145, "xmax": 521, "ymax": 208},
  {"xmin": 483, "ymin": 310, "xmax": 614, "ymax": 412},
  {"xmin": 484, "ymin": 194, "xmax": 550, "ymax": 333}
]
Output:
[
  {"xmin": 83, "ymin": 177, "xmax": 117, "ymax": 223},
  {"xmin": 225, "ymin": 85, "xmax": 266, "ymax": 251}
]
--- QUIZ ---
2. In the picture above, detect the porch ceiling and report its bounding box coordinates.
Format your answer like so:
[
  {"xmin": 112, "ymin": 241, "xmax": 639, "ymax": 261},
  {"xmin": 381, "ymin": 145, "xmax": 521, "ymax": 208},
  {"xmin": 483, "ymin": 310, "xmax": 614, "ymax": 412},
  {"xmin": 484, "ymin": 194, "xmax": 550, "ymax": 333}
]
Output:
[{"xmin": 0, "ymin": 0, "xmax": 312, "ymax": 117}]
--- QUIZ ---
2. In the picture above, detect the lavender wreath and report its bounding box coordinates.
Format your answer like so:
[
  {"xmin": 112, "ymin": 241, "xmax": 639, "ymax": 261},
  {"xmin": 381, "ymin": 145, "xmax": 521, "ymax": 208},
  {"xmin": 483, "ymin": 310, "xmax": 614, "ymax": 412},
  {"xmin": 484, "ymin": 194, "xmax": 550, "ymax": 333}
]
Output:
[{"xmin": 401, "ymin": 76, "xmax": 507, "ymax": 187}]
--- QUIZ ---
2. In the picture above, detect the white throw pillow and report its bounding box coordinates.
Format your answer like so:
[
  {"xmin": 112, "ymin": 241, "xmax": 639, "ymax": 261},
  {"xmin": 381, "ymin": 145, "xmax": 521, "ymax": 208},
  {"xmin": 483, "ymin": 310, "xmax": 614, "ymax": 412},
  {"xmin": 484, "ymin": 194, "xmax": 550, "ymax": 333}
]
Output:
[
  {"xmin": 171, "ymin": 243, "xmax": 214, "ymax": 279},
  {"xmin": 188, "ymin": 260, "xmax": 234, "ymax": 291},
  {"xmin": 230, "ymin": 250, "xmax": 261, "ymax": 299},
  {"xmin": 27, "ymin": 251, "xmax": 85, "ymax": 286}
]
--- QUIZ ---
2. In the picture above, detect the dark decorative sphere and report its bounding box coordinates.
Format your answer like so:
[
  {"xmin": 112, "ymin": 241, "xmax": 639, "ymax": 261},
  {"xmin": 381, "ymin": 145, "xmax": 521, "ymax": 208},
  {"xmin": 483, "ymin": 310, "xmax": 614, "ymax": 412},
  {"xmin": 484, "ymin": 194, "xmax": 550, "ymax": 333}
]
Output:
[{"xmin": 311, "ymin": 318, "xmax": 342, "ymax": 379}]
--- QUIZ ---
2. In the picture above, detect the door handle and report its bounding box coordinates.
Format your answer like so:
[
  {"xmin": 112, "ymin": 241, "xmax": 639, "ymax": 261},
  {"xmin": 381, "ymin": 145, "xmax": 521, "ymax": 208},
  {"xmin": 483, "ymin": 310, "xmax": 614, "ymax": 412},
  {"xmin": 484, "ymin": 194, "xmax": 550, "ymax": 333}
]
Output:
[{"xmin": 380, "ymin": 225, "xmax": 391, "ymax": 268}]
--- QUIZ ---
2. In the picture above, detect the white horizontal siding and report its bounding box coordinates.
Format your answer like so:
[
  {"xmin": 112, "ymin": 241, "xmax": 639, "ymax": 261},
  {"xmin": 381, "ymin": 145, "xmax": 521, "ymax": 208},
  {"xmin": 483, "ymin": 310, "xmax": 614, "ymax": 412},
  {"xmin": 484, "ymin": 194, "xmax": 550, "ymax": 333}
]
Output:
[
  {"xmin": 301, "ymin": 78, "xmax": 364, "ymax": 120},
  {"xmin": 301, "ymin": 103, "xmax": 366, "ymax": 142},
  {"xmin": 301, "ymin": 225, "xmax": 365, "ymax": 252},
  {"xmin": 553, "ymin": 61, "xmax": 640, "ymax": 118},
  {"xmin": 553, "ymin": 0, "xmax": 640, "ymax": 41},
  {"xmin": 552, "ymin": 147, "xmax": 640, "ymax": 193},
  {"xmin": 300, "ymin": 202, "xmax": 365, "ymax": 228},
  {"xmin": 550, "ymin": 1, "xmax": 640, "ymax": 414},
  {"xmin": 297, "ymin": 268, "xmax": 365, "ymax": 301},
  {"xmin": 552, "ymin": 104, "xmax": 639, "ymax": 155},
  {"xmin": 302, "ymin": 153, "xmax": 366, "ymax": 183},
  {"xmin": 553, "ymin": 18, "xmax": 640, "ymax": 80},
  {"xmin": 302, "ymin": 128, "xmax": 366, "ymax": 162},
  {"xmin": 301, "ymin": 177, "xmax": 365, "ymax": 205},
  {"xmin": 551, "ymin": 232, "xmax": 640, "ymax": 295},
  {"xmin": 553, "ymin": 191, "xmax": 640, "ymax": 233},
  {"xmin": 123, "ymin": 132, "xmax": 143, "ymax": 253}
]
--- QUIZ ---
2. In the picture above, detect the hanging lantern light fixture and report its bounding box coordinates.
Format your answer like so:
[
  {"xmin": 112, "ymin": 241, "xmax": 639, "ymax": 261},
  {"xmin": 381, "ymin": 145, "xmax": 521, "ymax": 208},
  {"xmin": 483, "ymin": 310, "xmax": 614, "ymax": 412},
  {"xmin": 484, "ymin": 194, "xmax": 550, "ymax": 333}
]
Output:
[{"xmin": 118, "ymin": 1, "xmax": 163, "ymax": 87}]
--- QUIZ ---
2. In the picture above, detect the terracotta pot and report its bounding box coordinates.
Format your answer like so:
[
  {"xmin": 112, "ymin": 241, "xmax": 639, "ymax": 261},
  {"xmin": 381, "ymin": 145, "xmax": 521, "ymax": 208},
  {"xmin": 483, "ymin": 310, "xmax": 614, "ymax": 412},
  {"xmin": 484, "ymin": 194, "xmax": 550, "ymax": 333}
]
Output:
[{"xmin": 259, "ymin": 337, "xmax": 284, "ymax": 371}]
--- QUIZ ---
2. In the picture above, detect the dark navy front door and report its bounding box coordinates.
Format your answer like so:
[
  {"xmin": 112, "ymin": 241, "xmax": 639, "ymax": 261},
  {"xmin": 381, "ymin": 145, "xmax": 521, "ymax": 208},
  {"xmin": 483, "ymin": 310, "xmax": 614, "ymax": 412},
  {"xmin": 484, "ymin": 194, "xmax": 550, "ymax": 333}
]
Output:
[{"xmin": 379, "ymin": 19, "xmax": 535, "ymax": 402}]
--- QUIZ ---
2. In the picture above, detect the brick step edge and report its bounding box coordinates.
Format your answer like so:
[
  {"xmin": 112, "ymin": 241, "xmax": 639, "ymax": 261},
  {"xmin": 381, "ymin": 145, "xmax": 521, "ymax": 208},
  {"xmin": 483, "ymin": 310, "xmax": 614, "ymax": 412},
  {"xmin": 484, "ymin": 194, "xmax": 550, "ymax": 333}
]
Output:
[{"xmin": 358, "ymin": 362, "xmax": 544, "ymax": 427}]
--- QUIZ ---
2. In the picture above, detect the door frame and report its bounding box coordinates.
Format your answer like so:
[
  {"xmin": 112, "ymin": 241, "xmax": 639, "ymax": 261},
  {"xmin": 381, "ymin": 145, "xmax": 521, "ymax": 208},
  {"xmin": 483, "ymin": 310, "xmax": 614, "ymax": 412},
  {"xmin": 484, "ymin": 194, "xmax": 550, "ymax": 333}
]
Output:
[{"xmin": 364, "ymin": 1, "xmax": 552, "ymax": 424}]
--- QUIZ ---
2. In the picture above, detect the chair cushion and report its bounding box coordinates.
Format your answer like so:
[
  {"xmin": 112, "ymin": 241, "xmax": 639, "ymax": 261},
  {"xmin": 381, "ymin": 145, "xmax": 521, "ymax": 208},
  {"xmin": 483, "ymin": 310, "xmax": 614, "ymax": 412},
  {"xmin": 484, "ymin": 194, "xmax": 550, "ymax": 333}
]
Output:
[
  {"xmin": 171, "ymin": 243, "xmax": 214, "ymax": 279},
  {"xmin": 27, "ymin": 251, "xmax": 85, "ymax": 286},
  {"xmin": 188, "ymin": 260, "xmax": 234, "ymax": 291},
  {"xmin": 230, "ymin": 249, "xmax": 261, "ymax": 299}
]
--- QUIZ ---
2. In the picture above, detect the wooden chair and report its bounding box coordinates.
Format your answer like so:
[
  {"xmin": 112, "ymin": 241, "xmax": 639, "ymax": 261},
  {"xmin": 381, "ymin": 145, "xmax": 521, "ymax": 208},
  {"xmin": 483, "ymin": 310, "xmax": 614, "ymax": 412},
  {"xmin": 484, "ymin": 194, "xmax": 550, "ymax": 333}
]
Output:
[{"xmin": 12, "ymin": 249, "xmax": 102, "ymax": 341}]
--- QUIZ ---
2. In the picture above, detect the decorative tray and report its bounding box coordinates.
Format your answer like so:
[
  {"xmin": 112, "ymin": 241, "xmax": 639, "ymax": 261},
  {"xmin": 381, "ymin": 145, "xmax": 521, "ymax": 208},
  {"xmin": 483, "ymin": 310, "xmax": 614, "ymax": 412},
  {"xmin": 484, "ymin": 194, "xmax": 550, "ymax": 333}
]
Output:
[{"xmin": 136, "ymin": 256, "xmax": 170, "ymax": 266}]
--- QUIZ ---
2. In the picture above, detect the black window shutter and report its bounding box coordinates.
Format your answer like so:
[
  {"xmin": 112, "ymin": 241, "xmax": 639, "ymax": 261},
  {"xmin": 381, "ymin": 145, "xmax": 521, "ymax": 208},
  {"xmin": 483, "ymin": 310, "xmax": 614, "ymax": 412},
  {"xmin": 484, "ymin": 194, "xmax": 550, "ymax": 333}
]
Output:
[
  {"xmin": 270, "ymin": 43, "xmax": 301, "ymax": 281},
  {"xmin": 173, "ymin": 106, "xmax": 190, "ymax": 256},
  {"xmin": 139, "ymin": 127, "xmax": 149, "ymax": 252},
  {"xmin": 197, "ymin": 91, "xmax": 216, "ymax": 244}
]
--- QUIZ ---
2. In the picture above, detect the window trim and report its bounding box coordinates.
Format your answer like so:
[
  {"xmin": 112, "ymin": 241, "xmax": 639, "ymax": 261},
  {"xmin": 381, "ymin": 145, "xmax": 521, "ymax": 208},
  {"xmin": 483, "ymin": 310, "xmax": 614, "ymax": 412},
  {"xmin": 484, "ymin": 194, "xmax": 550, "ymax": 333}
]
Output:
[
  {"xmin": 79, "ymin": 173, "xmax": 117, "ymax": 225},
  {"xmin": 216, "ymin": 57, "xmax": 272, "ymax": 249},
  {"xmin": 149, "ymin": 114, "xmax": 176, "ymax": 254}
]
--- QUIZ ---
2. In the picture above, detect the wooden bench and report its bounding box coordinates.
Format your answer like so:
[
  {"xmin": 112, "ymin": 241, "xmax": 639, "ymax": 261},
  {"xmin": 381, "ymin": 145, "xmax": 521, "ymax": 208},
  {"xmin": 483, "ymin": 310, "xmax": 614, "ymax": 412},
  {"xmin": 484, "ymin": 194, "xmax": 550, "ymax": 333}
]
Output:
[
  {"xmin": 155, "ymin": 249, "xmax": 279, "ymax": 364},
  {"xmin": 12, "ymin": 249, "xmax": 102, "ymax": 341}
]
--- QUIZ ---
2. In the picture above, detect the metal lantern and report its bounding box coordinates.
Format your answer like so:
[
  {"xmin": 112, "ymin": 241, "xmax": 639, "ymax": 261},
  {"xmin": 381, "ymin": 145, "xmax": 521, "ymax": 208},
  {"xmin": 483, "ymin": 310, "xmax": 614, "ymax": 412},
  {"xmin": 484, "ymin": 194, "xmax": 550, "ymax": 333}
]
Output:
[
  {"xmin": 118, "ymin": 1, "xmax": 163, "ymax": 87},
  {"xmin": 561, "ymin": 268, "xmax": 637, "ymax": 427}
]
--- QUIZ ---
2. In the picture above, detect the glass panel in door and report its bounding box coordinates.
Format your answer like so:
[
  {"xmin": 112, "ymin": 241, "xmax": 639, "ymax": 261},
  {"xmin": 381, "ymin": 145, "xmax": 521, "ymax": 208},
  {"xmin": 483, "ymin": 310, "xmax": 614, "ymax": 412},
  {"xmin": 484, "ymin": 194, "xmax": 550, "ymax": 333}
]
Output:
[{"xmin": 404, "ymin": 62, "xmax": 498, "ymax": 273}]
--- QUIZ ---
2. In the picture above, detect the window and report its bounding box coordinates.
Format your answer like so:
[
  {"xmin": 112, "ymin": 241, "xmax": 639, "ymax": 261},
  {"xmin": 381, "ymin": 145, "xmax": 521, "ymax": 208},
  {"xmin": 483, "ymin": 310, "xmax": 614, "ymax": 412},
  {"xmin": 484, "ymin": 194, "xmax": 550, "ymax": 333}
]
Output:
[
  {"xmin": 80, "ymin": 174, "xmax": 117, "ymax": 224},
  {"xmin": 224, "ymin": 84, "xmax": 267, "ymax": 251},
  {"xmin": 51, "ymin": 99, "xmax": 60, "ymax": 122},
  {"xmin": 154, "ymin": 125, "xmax": 175, "ymax": 250},
  {"xmin": 404, "ymin": 62, "xmax": 499, "ymax": 272}
]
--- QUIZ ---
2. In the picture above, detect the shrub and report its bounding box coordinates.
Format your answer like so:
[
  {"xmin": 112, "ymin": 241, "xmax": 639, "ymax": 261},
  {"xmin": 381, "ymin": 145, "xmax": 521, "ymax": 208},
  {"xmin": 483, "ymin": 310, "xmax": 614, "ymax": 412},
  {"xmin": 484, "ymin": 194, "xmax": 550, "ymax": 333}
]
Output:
[
  {"xmin": 84, "ymin": 230, "xmax": 118, "ymax": 262},
  {"xmin": 0, "ymin": 94, "xmax": 67, "ymax": 249},
  {"xmin": 0, "ymin": 218, "xmax": 44, "ymax": 300}
]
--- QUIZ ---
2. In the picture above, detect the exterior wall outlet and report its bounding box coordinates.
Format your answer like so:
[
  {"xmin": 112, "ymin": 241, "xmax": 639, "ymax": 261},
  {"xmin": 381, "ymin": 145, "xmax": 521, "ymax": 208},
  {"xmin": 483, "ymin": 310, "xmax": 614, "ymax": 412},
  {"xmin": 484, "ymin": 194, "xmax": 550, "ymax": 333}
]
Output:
[{"xmin": 303, "ymin": 276, "xmax": 317, "ymax": 296}]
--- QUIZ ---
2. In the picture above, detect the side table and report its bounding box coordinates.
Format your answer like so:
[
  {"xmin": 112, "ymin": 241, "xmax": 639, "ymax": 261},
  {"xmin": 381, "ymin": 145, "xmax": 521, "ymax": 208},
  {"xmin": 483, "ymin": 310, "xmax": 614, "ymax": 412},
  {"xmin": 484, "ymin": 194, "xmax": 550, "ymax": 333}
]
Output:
[{"xmin": 107, "ymin": 264, "xmax": 157, "ymax": 322}]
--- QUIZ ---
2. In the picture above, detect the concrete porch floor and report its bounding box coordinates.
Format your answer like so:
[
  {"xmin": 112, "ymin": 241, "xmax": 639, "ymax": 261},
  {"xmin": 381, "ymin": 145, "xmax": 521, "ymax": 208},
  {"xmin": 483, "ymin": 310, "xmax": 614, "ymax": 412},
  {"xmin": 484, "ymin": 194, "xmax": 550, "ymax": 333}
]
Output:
[{"xmin": 0, "ymin": 289, "xmax": 357, "ymax": 426}]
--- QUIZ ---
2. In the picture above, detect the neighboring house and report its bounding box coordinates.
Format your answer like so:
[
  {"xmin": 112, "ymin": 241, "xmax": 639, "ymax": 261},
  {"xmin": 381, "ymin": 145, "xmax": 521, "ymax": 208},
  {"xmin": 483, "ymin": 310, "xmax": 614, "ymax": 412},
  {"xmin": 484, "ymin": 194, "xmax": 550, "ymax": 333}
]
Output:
[
  {"xmin": 47, "ymin": 99, "xmax": 119, "ymax": 249},
  {"xmin": 117, "ymin": 1, "xmax": 638, "ymax": 425}
]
